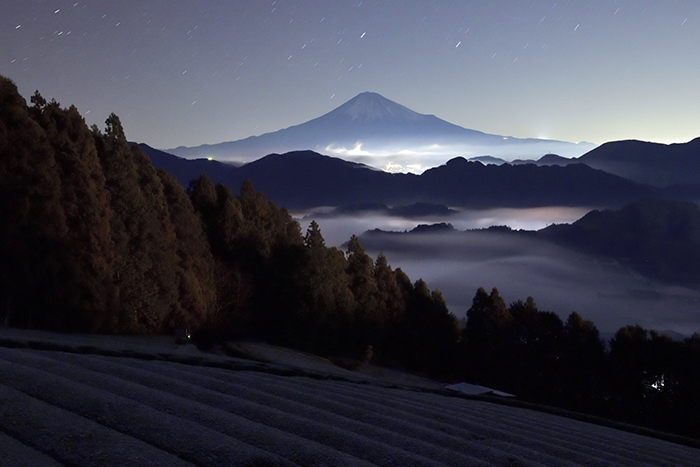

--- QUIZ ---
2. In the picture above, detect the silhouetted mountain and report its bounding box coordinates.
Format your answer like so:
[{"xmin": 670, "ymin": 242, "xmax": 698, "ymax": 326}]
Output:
[
  {"xmin": 356, "ymin": 199, "xmax": 700, "ymax": 286},
  {"xmin": 468, "ymin": 155, "xmax": 508, "ymax": 165},
  {"xmin": 409, "ymin": 222, "xmax": 457, "ymax": 234},
  {"xmin": 330, "ymin": 203, "xmax": 391, "ymax": 215},
  {"xmin": 541, "ymin": 199, "xmax": 700, "ymax": 285},
  {"xmin": 165, "ymin": 92, "xmax": 594, "ymax": 166},
  {"xmin": 511, "ymin": 140, "xmax": 700, "ymax": 195},
  {"xmin": 414, "ymin": 157, "xmax": 653, "ymax": 209},
  {"xmin": 145, "ymin": 148, "xmax": 659, "ymax": 210},
  {"xmin": 224, "ymin": 150, "xmax": 404, "ymax": 208},
  {"xmin": 572, "ymin": 138, "xmax": 700, "ymax": 186},
  {"xmin": 348, "ymin": 223, "xmax": 458, "ymax": 248},
  {"xmin": 529, "ymin": 153, "xmax": 572, "ymax": 166},
  {"xmin": 517, "ymin": 139, "xmax": 700, "ymax": 186},
  {"xmin": 510, "ymin": 153, "xmax": 575, "ymax": 166},
  {"xmin": 133, "ymin": 143, "xmax": 237, "ymax": 187}
]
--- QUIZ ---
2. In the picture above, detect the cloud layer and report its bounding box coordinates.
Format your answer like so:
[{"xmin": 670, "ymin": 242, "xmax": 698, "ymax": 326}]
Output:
[{"xmin": 300, "ymin": 209, "xmax": 700, "ymax": 337}]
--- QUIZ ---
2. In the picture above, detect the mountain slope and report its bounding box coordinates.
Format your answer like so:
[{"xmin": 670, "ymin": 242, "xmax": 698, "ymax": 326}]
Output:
[
  {"xmin": 541, "ymin": 199, "xmax": 700, "ymax": 285},
  {"xmin": 309, "ymin": 91, "xmax": 487, "ymax": 138},
  {"xmin": 199, "ymin": 150, "xmax": 655, "ymax": 210},
  {"xmin": 574, "ymin": 138, "xmax": 700, "ymax": 186},
  {"xmin": 134, "ymin": 143, "xmax": 237, "ymax": 187},
  {"xmin": 416, "ymin": 157, "xmax": 653, "ymax": 208},
  {"xmin": 165, "ymin": 92, "xmax": 594, "ymax": 166},
  {"xmin": 522, "ymin": 138, "xmax": 700, "ymax": 187},
  {"xmin": 224, "ymin": 150, "xmax": 409, "ymax": 208},
  {"xmin": 1, "ymin": 331, "xmax": 698, "ymax": 466}
]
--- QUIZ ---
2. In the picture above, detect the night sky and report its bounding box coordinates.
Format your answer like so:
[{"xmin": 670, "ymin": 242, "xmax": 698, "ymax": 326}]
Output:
[{"xmin": 2, "ymin": 1, "xmax": 699, "ymax": 156}]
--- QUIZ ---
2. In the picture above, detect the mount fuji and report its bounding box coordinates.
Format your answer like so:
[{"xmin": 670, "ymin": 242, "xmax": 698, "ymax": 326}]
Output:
[{"xmin": 165, "ymin": 92, "xmax": 594, "ymax": 172}]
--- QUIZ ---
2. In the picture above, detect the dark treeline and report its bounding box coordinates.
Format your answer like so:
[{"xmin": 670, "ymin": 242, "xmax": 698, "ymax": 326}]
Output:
[
  {"xmin": 462, "ymin": 287, "xmax": 700, "ymax": 439},
  {"xmin": 1, "ymin": 76, "xmax": 698, "ymax": 439}
]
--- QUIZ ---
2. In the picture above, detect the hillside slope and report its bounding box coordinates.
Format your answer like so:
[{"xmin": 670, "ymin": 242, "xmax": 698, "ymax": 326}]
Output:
[
  {"xmin": 575, "ymin": 138, "xmax": 700, "ymax": 186},
  {"xmin": 1, "ymin": 330, "xmax": 698, "ymax": 466},
  {"xmin": 541, "ymin": 199, "xmax": 700, "ymax": 285}
]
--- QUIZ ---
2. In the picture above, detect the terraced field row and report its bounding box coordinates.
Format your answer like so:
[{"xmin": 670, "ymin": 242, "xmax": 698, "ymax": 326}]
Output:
[{"xmin": 0, "ymin": 339, "xmax": 698, "ymax": 466}]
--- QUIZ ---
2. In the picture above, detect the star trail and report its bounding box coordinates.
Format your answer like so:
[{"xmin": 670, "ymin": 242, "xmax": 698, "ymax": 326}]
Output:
[{"xmin": 1, "ymin": 1, "xmax": 698, "ymax": 157}]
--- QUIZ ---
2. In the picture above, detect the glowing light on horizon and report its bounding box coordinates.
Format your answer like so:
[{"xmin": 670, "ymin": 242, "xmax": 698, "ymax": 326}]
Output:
[
  {"xmin": 384, "ymin": 161, "xmax": 404, "ymax": 173},
  {"xmin": 325, "ymin": 141, "xmax": 371, "ymax": 156},
  {"xmin": 406, "ymin": 163, "xmax": 423, "ymax": 173}
]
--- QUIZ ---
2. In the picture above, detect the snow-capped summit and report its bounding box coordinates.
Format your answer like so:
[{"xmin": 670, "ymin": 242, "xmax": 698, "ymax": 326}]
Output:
[{"xmin": 322, "ymin": 92, "xmax": 426, "ymax": 123}]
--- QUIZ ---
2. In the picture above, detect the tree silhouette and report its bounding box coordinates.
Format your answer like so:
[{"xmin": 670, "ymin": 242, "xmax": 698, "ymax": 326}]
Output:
[
  {"xmin": 346, "ymin": 234, "xmax": 380, "ymax": 345},
  {"xmin": 157, "ymin": 169, "xmax": 217, "ymax": 331},
  {"xmin": 559, "ymin": 312, "xmax": 605, "ymax": 409},
  {"xmin": 373, "ymin": 253, "xmax": 405, "ymax": 327},
  {"xmin": 463, "ymin": 287, "xmax": 515, "ymax": 384}
]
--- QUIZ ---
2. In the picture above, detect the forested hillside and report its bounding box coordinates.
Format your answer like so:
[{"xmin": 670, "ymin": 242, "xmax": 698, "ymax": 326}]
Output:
[
  {"xmin": 1, "ymin": 77, "xmax": 216, "ymax": 334},
  {"xmin": 0, "ymin": 76, "xmax": 457, "ymax": 373},
  {"xmin": 542, "ymin": 199, "xmax": 700, "ymax": 285}
]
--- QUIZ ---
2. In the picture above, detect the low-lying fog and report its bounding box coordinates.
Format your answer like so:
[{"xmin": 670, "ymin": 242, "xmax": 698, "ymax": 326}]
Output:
[
  {"xmin": 298, "ymin": 207, "xmax": 592, "ymax": 247},
  {"xmin": 297, "ymin": 207, "xmax": 700, "ymax": 338}
]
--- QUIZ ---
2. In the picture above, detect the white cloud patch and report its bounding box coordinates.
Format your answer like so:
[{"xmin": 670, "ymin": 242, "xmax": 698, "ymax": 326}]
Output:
[{"xmin": 325, "ymin": 141, "xmax": 371, "ymax": 156}]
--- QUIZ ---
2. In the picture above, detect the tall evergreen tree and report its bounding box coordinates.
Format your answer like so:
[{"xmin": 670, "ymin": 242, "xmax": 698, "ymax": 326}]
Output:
[
  {"xmin": 157, "ymin": 169, "xmax": 217, "ymax": 331},
  {"xmin": 393, "ymin": 279, "xmax": 460, "ymax": 375},
  {"xmin": 463, "ymin": 287, "xmax": 514, "ymax": 385},
  {"xmin": 559, "ymin": 312, "xmax": 605, "ymax": 408},
  {"xmin": 373, "ymin": 253, "xmax": 405, "ymax": 327},
  {"xmin": 346, "ymin": 235, "xmax": 379, "ymax": 320}
]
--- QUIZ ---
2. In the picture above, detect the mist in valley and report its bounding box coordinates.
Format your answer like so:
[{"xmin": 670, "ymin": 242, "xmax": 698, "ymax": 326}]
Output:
[
  {"xmin": 298, "ymin": 206, "xmax": 592, "ymax": 246},
  {"xmin": 298, "ymin": 207, "xmax": 700, "ymax": 338}
]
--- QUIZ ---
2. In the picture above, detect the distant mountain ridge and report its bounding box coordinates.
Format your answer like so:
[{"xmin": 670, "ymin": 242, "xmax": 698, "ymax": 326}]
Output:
[
  {"xmin": 165, "ymin": 92, "xmax": 594, "ymax": 168},
  {"xmin": 574, "ymin": 138, "xmax": 700, "ymax": 186},
  {"xmin": 134, "ymin": 143, "xmax": 237, "ymax": 186},
  {"xmin": 144, "ymin": 147, "xmax": 661, "ymax": 210},
  {"xmin": 540, "ymin": 199, "xmax": 700, "ymax": 286},
  {"xmin": 512, "ymin": 138, "xmax": 700, "ymax": 187}
]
